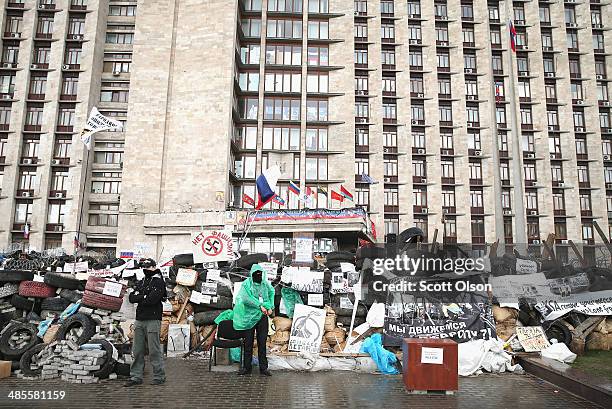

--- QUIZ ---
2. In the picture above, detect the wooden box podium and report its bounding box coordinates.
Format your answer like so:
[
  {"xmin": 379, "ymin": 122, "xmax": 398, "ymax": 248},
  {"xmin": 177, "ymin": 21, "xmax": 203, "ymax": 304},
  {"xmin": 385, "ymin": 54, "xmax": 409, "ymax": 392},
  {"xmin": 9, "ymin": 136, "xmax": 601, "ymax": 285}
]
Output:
[{"xmin": 402, "ymin": 338, "xmax": 458, "ymax": 393}]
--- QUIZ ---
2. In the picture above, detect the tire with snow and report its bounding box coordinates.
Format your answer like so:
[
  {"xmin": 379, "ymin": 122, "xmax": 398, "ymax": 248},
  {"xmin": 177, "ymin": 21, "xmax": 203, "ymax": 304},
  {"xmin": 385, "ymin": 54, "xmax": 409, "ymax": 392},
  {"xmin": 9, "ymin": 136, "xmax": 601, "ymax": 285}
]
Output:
[
  {"xmin": 56, "ymin": 313, "xmax": 96, "ymax": 345},
  {"xmin": 0, "ymin": 322, "xmax": 40, "ymax": 359},
  {"xmin": 43, "ymin": 273, "xmax": 81, "ymax": 290},
  {"xmin": 114, "ymin": 361, "xmax": 130, "ymax": 376},
  {"xmin": 89, "ymin": 340, "xmax": 117, "ymax": 379},
  {"xmin": 193, "ymin": 310, "xmax": 222, "ymax": 326},
  {"xmin": 173, "ymin": 253, "xmax": 194, "ymax": 267},
  {"xmin": 19, "ymin": 343, "xmax": 46, "ymax": 377},
  {"xmin": 18, "ymin": 281, "xmax": 57, "ymax": 298},
  {"xmin": 82, "ymin": 290, "xmax": 123, "ymax": 312},
  {"xmin": 0, "ymin": 270, "xmax": 34, "ymax": 283},
  {"xmin": 9, "ymin": 294, "xmax": 34, "ymax": 311},
  {"xmin": 356, "ymin": 246, "xmax": 386, "ymax": 260},
  {"xmin": 236, "ymin": 253, "xmax": 268, "ymax": 269},
  {"xmin": 0, "ymin": 283, "xmax": 19, "ymax": 299},
  {"xmin": 59, "ymin": 289, "xmax": 83, "ymax": 303},
  {"xmin": 40, "ymin": 297, "xmax": 71, "ymax": 312}
]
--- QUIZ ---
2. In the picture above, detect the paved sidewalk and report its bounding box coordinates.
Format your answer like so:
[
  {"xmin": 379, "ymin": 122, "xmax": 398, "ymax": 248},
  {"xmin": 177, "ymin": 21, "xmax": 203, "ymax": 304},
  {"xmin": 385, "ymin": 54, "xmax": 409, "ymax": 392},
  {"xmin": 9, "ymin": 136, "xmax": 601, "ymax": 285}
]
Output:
[{"xmin": 0, "ymin": 358, "xmax": 601, "ymax": 409}]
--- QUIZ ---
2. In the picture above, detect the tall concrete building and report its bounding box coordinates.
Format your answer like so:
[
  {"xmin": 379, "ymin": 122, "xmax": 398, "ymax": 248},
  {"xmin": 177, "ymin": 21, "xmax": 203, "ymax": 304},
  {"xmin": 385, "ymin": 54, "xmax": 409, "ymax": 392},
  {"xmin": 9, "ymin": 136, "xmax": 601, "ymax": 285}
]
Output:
[{"xmin": 0, "ymin": 0, "xmax": 610, "ymax": 259}]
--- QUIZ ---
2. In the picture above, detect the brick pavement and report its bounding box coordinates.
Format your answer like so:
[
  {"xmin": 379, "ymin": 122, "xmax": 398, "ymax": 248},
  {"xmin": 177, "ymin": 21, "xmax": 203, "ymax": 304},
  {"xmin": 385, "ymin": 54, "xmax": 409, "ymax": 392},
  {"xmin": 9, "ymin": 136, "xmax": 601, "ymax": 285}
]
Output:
[{"xmin": 0, "ymin": 358, "xmax": 601, "ymax": 409}]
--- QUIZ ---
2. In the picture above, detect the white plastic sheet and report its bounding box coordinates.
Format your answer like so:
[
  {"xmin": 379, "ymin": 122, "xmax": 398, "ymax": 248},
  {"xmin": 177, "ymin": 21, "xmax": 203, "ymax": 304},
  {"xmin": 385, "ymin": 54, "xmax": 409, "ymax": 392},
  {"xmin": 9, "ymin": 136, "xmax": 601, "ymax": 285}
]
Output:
[
  {"xmin": 267, "ymin": 352, "xmax": 378, "ymax": 372},
  {"xmin": 541, "ymin": 342, "xmax": 577, "ymax": 363},
  {"xmin": 458, "ymin": 339, "xmax": 523, "ymax": 376}
]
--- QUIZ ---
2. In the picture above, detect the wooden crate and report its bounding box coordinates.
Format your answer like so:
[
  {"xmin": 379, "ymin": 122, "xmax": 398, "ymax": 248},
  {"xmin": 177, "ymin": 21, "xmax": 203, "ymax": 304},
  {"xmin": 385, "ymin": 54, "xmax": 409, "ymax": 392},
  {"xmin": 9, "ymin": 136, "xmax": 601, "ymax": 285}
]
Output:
[{"xmin": 402, "ymin": 338, "xmax": 458, "ymax": 392}]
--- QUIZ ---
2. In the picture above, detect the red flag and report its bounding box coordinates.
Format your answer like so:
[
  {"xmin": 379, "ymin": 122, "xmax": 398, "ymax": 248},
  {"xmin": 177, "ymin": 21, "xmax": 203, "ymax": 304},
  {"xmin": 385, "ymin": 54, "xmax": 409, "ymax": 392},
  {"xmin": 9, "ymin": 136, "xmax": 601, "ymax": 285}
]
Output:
[
  {"xmin": 242, "ymin": 193, "xmax": 255, "ymax": 206},
  {"xmin": 371, "ymin": 220, "xmax": 377, "ymax": 240},
  {"xmin": 331, "ymin": 190, "xmax": 344, "ymax": 202},
  {"xmin": 340, "ymin": 185, "xmax": 354, "ymax": 201}
]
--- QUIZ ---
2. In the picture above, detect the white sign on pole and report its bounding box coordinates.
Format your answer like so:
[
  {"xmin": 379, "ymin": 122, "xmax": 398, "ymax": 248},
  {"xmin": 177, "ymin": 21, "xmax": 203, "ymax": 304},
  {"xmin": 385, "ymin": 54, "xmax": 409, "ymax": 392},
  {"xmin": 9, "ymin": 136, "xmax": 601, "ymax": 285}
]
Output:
[
  {"xmin": 421, "ymin": 347, "xmax": 444, "ymax": 365},
  {"xmin": 80, "ymin": 107, "xmax": 124, "ymax": 150},
  {"xmin": 290, "ymin": 267, "xmax": 324, "ymax": 293},
  {"xmin": 288, "ymin": 304, "xmax": 326, "ymax": 354},
  {"xmin": 191, "ymin": 229, "xmax": 234, "ymax": 263}
]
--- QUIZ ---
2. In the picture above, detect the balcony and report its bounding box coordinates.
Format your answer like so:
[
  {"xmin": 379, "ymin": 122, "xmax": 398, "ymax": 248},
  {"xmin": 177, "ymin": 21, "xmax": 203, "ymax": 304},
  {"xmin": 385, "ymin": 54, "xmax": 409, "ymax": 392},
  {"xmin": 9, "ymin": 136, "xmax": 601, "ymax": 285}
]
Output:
[
  {"xmin": 470, "ymin": 178, "xmax": 483, "ymax": 186},
  {"xmin": 471, "ymin": 206, "xmax": 484, "ymax": 215},
  {"xmin": 412, "ymin": 147, "xmax": 426, "ymax": 155},
  {"xmin": 62, "ymin": 64, "xmax": 81, "ymax": 71},
  {"xmin": 441, "ymin": 177, "xmax": 455, "ymax": 185},
  {"xmin": 59, "ymin": 93, "xmax": 77, "ymax": 101},
  {"xmin": 28, "ymin": 93, "xmax": 45, "ymax": 101},
  {"xmin": 524, "ymin": 180, "xmax": 537, "ymax": 187},
  {"xmin": 581, "ymin": 210, "xmax": 593, "ymax": 217},
  {"xmin": 30, "ymin": 62, "xmax": 50, "ymax": 70},
  {"xmin": 24, "ymin": 124, "xmax": 42, "ymax": 132},
  {"xmin": 413, "ymin": 205, "xmax": 428, "ymax": 214},
  {"xmin": 46, "ymin": 223, "xmax": 64, "ymax": 232},
  {"xmin": 7, "ymin": 1, "xmax": 25, "ymax": 8},
  {"xmin": 413, "ymin": 176, "xmax": 427, "ymax": 184},
  {"xmin": 16, "ymin": 189, "xmax": 35, "ymax": 198},
  {"xmin": 35, "ymin": 32, "xmax": 53, "ymax": 40},
  {"xmin": 56, "ymin": 125, "xmax": 74, "ymax": 133},
  {"xmin": 441, "ymin": 148, "xmax": 454, "ymax": 156},
  {"xmin": 384, "ymin": 205, "xmax": 399, "ymax": 213},
  {"xmin": 3, "ymin": 32, "xmax": 22, "ymax": 39},
  {"xmin": 355, "ymin": 144, "xmax": 369, "ymax": 153},
  {"xmin": 0, "ymin": 61, "xmax": 18, "ymax": 69},
  {"xmin": 20, "ymin": 157, "xmax": 38, "ymax": 165},
  {"xmin": 443, "ymin": 207, "xmax": 456, "ymax": 215},
  {"xmin": 39, "ymin": 1, "xmax": 57, "ymax": 10},
  {"xmin": 51, "ymin": 157, "xmax": 70, "ymax": 166}
]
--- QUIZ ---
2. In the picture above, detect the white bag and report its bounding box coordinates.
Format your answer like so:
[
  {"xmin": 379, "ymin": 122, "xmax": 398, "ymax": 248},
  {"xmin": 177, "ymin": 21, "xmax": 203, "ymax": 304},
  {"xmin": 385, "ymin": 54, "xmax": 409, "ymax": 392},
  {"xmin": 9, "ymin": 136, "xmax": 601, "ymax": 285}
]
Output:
[{"xmin": 541, "ymin": 342, "xmax": 577, "ymax": 364}]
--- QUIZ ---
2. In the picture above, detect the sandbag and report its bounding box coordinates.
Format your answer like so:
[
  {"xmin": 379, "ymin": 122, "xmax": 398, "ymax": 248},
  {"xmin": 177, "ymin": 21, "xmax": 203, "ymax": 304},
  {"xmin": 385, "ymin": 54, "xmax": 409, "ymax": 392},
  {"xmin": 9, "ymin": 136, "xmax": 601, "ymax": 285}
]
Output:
[
  {"xmin": 273, "ymin": 317, "xmax": 292, "ymax": 332},
  {"xmin": 493, "ymin": 305, "xmax": 518, "ymax": 323},
  {"xmin": 324, "ymin": 313, "xmax": 336, "ymax": 332},
  {"xmin": 325, "ymin": 328, "xmax": 346, "ymax": 346},
  {"xmin": 271, "ymin": 330, "xmax": 290, "ymax": 345}
]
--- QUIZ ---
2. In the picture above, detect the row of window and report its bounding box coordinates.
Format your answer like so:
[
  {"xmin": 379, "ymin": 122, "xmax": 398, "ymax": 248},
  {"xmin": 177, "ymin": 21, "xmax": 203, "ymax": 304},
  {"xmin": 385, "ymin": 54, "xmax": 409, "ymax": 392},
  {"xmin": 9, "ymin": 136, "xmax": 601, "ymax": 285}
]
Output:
[
  {"xmin": 240, "ymin": 44, "xmax": 329, "ymax": 66},
  {"xmin": 233, "ymin": 154, "xmax": 328, "ymax": 180}
]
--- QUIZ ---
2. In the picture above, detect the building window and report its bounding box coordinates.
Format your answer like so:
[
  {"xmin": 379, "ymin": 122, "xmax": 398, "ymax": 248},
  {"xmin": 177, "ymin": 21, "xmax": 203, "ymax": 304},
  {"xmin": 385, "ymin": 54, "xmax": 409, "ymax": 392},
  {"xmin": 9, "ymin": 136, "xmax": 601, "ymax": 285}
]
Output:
[
  {"xmin": 356, "ymin": 128, "xmax": 368, "ymax": 147},
  {"xmin": 47, "ymin": 203, "xmax": 66, "ymax": 225},
  {"xmin": 355, "ymin": 157, "xmax": 369, "ymax": 175},
  {"xmin": 306, "ymin": 99, "xmax": 327, "ymax": 121},
  {"xmin": 385, "ymin": 188, "xmax": 398, "ymax": 206},
  {"xmin": 109, "ymin": 4, "xmax": 137, "ymax": 16},
  {"xmin": 307, "ymin": 72, "xmax": 328, "ymax": 93},
  {"xmin": 14, "ymin": 202, "xmax": 33, "ymax": 224},
  {"xmin": 354, "ymin": 49, "xmax": 368, "ymax": 65},
  {"xmin": 262, "ymin": 126, "xmax": 299, "ymax": 150},
  {"xmin": 308, "ymin": 0, "xmax": 328, "ymax": 13},
  {"xmin": 307, "ymin": 46, "xmax": 328, "ymax": 66},
  {"xmin": 267, "ymin": 19, "xmax": 302, "ymax": 39},
  {"xmin": 68, "ymin": 17, "xmax": 85, "ymax": 36},
  {"xmin": 239, "ymin": 71, "xmax": 261, "ymax": 92},
  {"xmin": 382, "ymin": 49, "xmax": 396, "ymax": 65},
  {"xmin": 384, "ymin": 159, "xmax": 398, "ymax": 176},
  {"xmin": 64, "ymin": 47, "xmax": 82, "ymax": 66},
  {"xmin": 305, "ymin": 156, "xmax": 327, "ymax": 180},
  {"xmin": 29, "ymin": 75, "xmax": 47, "ymax": 97},
  {"xmin": 242, "ymin": 44, "xmax": 262, "ymax": 65},
  {"xmin": 308, "ymin": 20, "xmax": 329, "ymax": 40},
  {"xmin": 305, "ymin": 128, "xmax": 328, "ymax": 151},
  {"xmin": 105, "ymin": 25, "xmax": 134, "ymax": 44}
]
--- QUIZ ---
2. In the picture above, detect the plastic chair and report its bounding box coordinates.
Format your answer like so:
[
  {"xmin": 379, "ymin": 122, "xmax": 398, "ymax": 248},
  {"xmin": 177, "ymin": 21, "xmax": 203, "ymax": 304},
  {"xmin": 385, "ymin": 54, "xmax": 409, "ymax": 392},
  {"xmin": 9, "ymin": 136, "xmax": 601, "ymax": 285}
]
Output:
[{"xmin": 208, "ymin": 320, "xmax": 245, "ymax": 372}]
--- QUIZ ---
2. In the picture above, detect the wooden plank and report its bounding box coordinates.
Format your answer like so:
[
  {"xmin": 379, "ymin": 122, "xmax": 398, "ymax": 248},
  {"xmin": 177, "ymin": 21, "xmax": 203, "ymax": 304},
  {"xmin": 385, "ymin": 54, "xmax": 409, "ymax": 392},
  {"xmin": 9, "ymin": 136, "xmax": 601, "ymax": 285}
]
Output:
[
  {"xmin": 542, "ymin": 233, "xmax": 556, "ymax": 260},
  {"xmin": 568, "ymin": 240, "xmax": 588, "ymax": 268},
  {"xmin": 593, "ymin": 221, "xmax": 612, "ymax": 262},
  {"xmin": 175, "ymin": 294, "xmax": 190, "ymax": 324},
  {"xmin": 430, "ymin": 228, "xmax": 438, "ymax": 253}
]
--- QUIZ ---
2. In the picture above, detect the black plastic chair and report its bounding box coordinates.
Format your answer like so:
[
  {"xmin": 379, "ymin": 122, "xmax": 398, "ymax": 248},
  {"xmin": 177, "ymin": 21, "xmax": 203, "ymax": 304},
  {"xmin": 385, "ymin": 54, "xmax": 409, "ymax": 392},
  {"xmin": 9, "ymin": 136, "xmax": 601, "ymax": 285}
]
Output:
[{"xmin": 208, "ymin": 320, "xmax": 246, "ymax": 372}]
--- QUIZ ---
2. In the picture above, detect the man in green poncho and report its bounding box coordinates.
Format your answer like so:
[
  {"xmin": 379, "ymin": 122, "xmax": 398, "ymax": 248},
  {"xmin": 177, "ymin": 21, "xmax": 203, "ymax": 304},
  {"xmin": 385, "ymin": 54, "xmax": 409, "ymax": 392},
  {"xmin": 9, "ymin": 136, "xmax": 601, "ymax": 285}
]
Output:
[{"xmin": 215, "ymin": 263, "xmax": 275, "ymax": 376}]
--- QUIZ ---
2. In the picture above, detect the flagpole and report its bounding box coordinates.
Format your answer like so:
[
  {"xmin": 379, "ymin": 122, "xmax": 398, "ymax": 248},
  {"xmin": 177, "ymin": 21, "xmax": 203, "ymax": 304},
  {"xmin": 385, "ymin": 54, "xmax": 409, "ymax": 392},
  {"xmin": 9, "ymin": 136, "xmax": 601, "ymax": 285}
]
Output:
[
  {"xmin": 505, "ymin": 14, "xmax": 528, "ymax": 245},
  {"xmin": 74, "ymin": 143, "xmax": 91, "ymax": 257}
]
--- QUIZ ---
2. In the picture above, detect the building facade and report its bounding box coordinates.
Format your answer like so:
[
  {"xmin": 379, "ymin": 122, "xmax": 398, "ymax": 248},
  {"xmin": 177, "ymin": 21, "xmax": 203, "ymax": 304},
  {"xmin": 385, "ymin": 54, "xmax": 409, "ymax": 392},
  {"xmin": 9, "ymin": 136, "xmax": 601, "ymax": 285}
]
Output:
[{"xmin": 0, "ymin": 0, "xmax": 610, "ymax": 258}]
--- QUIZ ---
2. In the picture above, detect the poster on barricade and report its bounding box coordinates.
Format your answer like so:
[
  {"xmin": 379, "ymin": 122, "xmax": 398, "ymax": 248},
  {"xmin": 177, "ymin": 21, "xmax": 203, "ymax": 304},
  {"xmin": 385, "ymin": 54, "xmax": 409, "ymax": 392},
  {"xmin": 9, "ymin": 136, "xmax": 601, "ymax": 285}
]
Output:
[{"xmin": 288, "ymin": 304, "xmax": 326, "ymax": 353}]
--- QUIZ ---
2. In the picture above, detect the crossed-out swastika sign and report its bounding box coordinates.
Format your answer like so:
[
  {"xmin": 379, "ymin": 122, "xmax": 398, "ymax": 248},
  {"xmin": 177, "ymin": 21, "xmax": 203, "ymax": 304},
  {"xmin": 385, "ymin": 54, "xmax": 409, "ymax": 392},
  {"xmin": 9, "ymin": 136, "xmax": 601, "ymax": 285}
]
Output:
[{"xmin": 191, "ymin": 229, "xmax": 233, "ymax": 263}]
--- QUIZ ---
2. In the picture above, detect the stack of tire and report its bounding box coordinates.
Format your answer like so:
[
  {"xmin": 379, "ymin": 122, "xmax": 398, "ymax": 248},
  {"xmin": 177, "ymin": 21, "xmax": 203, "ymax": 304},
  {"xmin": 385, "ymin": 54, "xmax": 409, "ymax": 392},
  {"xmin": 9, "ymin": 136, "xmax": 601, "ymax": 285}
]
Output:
[
  {"xmin": 192, "ymin": 253, "xmax": 268, "ymax": 327},
  {"xmin": 356, "ymin": 245, "xmax": 387, "ymax": 306},
  {"xmin": 39, "ymin": 273, "xmax": 83, "ymax": 319},
  {"xmin": 324, "ymin": 251, "xmax": 368, "ymax": 327},
  {"xmin": 82, "ymin": 277, "xmax": 126, "ymax": 312}
]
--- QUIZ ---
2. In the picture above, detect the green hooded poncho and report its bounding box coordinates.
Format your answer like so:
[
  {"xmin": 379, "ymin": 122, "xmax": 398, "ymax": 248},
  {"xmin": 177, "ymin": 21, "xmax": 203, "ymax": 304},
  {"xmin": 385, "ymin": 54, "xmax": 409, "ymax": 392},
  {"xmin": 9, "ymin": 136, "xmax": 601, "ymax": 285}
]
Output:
[{"xmin": 214, "ymin": 264, "xmax": 275, "ymax": 330}]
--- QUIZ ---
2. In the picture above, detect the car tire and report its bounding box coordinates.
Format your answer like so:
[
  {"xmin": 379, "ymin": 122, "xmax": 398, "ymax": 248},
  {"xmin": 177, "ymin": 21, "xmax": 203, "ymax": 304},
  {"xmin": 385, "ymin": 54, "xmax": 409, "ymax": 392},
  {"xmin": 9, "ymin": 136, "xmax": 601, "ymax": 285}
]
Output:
[
  {"xmin": 43, "ymin": 273, "xmax": 81, "ymax": 290},
  {"xmin": 59, "ymin": 289, "xmax": 83, "ymax": 303},
  {"xmin": 82, "ymin": 290, "xmax": 123, "ymax": 312},
  {"xmin": 0, "ymin": 270, "xmax": 35, "ymax": 283},
  {"xmin": 236, "ymin": 253, "xmax": 268, "ymax": 270},
  {"xmin": 40, "ymin": 297, "xmax": 71, "ymax": 312},
  {"xmin": 193, "ymin": 310, "xmax": 222, "ymax": 326},
  {"xmin": 89, "ymin": 340, "xmax": 117, "ymax": 379},
  {"xmin": 56, "ymin": 313, "xmax": 96, "ymax": 345},
  {"xmin": 19, "ymin": 343, "xmax": 46, "ymax": 377},
  {"xmin": 9, "ymin": 294, "xmax": 35, "ymax": 311},
  {"xmin": 18, "ymin": 281, "xmax": 57, "ymax": 298},
  {"xmin": 0, "ymin": 322, "xmax": 40, "ymax": 359}
]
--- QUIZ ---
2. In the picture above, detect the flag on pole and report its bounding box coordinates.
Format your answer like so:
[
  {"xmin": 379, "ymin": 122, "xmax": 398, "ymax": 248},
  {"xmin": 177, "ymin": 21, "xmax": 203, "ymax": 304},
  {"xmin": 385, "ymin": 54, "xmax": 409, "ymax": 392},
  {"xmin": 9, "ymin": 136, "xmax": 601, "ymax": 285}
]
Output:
[
  {"xmin": 255, "ymin": 165, "xmax": 281, "ymax": 209},
  {"xmin": 80, "ymin": 107, "xmax": 124, "ymax": 150},
  {"xmin": 495, "ymin": 83, "xmax": 503, "ymax": 102},
  {"xmin": 288, "ymin": 181, "xmax": 301, "ymax": 196},
  {"xmin": 272, "ymin": 195, "xmax": 285, "ymax": 206},
  {"xmin": 371, "ymin": 220, "xmax": 377, "ymax": 241},
  {"xmin": 23, "ymin": 223, "xmax": 30, "ymax": 239},
  {"xmin": 317, "ymin": 186, "xmax": 328, "ymax": 196},
  {"xmin": 340, "ymin": 185, "xmax": 354, "ymax": 201},
  {"xmin": 361, "ymin": 173, "xmax": 377, "ymax": 184},
  {"xmin": 509, "ymin": 20, "xmax": 517, "ymax": 52},
  {"xmin": 73, "ymin": 236, "xmax": 80, "ymax": 249},
  {"xmin": 301, "ymin": 186, "xmax": 314, "ymax": 206},
  {"xmin": 242, "ymin": 193, "xmax": 255, "ymax": 206},
  {"xmin": 331, "ymin": 190, "xmax": 344, "ymax": 202}
]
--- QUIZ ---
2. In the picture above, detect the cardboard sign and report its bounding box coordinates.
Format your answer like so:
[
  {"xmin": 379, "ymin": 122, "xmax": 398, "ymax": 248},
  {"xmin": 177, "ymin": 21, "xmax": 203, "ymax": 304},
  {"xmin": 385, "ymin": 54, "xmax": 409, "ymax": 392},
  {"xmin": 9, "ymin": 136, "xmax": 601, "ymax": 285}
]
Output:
[
  {"xmin": 340, "ymin": 296, "xmax": 353, "ymax": 310},
  {"xmin": 516, "ymin": 326, "xmax": 551, "ymax": 352},
  {"xmin": 190, "ymin": 290, "xmax": 204, "ymax": 304},
  {"xmin": 294, "ymin": 237, "xmax": 313, "ymax": 263},
  {"xmin": 191, "ymin": 229, "xmax": 234, "ymax": 263},
  {"xmin": 64, "ymin": 261, "xmax": 89, "ymax": 273},
  {"xmin": 167, "ymin": 324, "xmax": 191, "ymax": 357},
  {"xmin": 176, "ymin": 268, "xmax": 198, "ymax": 287},
  {"xmin": 288, "ymin": 304, "xmax": 326, "ymax": 354},
  {"xmin": 308, "ymin": 293, "xmax": 324, "ymax": 306},
  {"xmin": 102, "ymin": 281, "xmax": 123, "ymax": 298},
  {"xmin": 331, "ymin": 272, "xmax": 344, "ymax": 291},
  {"xmin": 201, "ymin": 281, "xmax": 218, "ymax": 296},
  {"xmin": 290, "ymin": 267, "xmax": 324, "ymax": 293},
  {"xmin": 516, "ymin": 259, "xmax": 538, "ymax": 275},
  {"xmin": 206, "ymin": 269, "xmax": 221, "ymax": 282},
  {"xmin": 259, "ymin": 262, "xmax": 278, "ymax": 281},
  {"xmin": 421, "ymin": 347, "xmax": 444, "ymax": 364},
  {"xmin": 162, "ymin": 301, "xmax": 173, "ymax": 312}
]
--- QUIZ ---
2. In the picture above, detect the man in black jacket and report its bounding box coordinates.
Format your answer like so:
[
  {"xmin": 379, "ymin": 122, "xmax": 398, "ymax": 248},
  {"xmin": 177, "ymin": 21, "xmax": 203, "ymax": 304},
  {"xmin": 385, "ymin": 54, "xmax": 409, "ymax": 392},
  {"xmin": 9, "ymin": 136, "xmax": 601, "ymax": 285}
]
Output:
[{"xmin": 124, "ymin": 258, "xmax": 166, "ymax": 387}]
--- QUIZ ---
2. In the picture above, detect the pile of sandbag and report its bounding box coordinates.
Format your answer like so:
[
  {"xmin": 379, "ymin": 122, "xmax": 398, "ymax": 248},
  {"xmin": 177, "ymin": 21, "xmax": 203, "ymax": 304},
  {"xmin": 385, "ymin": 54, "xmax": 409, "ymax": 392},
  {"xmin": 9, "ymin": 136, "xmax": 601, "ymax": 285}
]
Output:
[
  {"xmin": 586, "ymin": 318, "xmax": 612, "ymax": 350},
  {"xmin": 268, "ymin": 316, "xmax": 292, "ymax": 353},
  {"xmin": 493, "ymin": 305, "xmax": 519, "ymax": 341}
]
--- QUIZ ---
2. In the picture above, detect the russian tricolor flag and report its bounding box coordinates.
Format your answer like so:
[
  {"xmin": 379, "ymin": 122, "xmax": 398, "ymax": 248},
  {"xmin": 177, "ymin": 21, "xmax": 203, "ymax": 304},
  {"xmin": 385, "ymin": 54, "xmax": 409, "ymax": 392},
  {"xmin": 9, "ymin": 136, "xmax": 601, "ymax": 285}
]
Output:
[
  {"xmin": 255, "ymin": 166, "xmax": 281, "ymax": 209},
  {"xmin": 288, "ymin": 181, "xmax": 301, "ymax": 196},
  {"xmin": 272, "ymin": 195, "xmax": 285, "ymax": 206}
]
